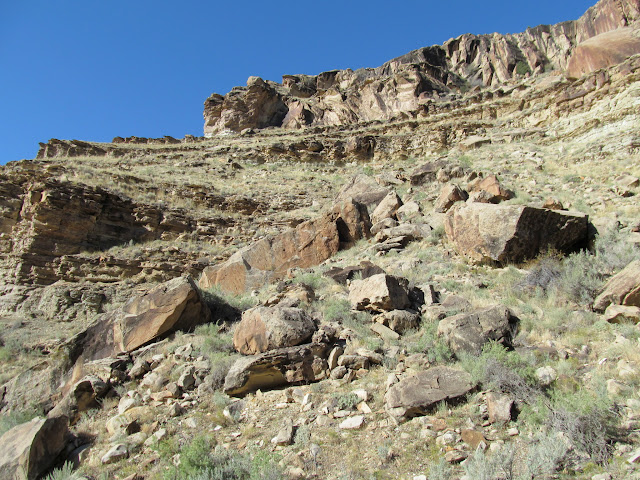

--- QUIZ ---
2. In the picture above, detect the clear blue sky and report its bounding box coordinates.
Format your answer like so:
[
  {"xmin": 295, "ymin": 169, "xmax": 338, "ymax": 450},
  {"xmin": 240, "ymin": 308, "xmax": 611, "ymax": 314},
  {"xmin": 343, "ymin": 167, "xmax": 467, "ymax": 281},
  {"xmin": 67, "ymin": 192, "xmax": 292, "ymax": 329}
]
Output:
[{"xmin": 0, "ymin": 0, "xmax": 596, "ymax": 164}]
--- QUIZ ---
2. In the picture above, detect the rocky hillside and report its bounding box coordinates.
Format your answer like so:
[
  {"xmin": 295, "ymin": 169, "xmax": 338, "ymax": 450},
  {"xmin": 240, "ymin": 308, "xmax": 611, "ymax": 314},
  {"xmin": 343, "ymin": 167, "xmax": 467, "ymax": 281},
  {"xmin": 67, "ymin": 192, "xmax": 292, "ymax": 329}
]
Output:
[
  {"xmin": 1, "ymin": 0, "xmax": 640, "ymax": 479},
  {"xmin": 203, "ymin": 0, "xmax": 640, "ymax": 134}
]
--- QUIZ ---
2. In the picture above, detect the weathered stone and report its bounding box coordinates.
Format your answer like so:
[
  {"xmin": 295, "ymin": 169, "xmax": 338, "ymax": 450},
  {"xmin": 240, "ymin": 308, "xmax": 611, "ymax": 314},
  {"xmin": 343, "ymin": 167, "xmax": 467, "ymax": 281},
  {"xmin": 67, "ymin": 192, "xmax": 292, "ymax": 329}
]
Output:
[
  {"xmin": 68, "ymin": 276, "xmax": 210, "ymax": 362},
  {"xmin": 485, "ymin": 392, "xmax": 513, "ymax": 424},
  {"xmin": 371, "ymin": 192, "xmax": 403, "ymax": 225},
  {"xmin": 328, "ymin": 347, "xmax": 344, "ymax": 371},
  {"xmin": 101, "ymin": 443, "xmax": 129, "ymax": 464},
  {"xmin": 410, "ymin": 162, "xmax": 445, "ymax": 185},
  {"xmin": 323, "ymin": 261, "xmax": 385, "ymax": 285},
  {"xmin": 535, "ymin": 366, "xmax": 558, "ymax": 387},
  {"xmin": 604, "ymin": 304, "xmax": 640, "ymax": 323},
  {"xmin": 594, "ymin": 260, "xmax": 640, "ymax": 312},
  {"xmin": 374, "ymin": 224, "xmax": 432, "ymax": 244},
  {"xmin": 371, "ymin": 322, "xmax": 401, "ymax": 342},
  {"xmin": 335, "ymin": 175, "xmax": 389, "ymax": 210},
  {"xmin": 349, "ymin": 274, "xmax": 411, "ymax": 312},
  {"xmin": 233, "ymin": 306, "xmax": 317, "ymax": 355},
  {"xmin": 375, "ymin": 310, "xmax": 421, "ymax": 334},
  {"xmin": 0, "ymin": 416, "xmax": 69, "ymax": 480},
  {"xmin": 395, "ymin": 201, "xmax": 422, "ymax": 222},
  {"xmin": 339, "ymin": 415, "xmax": 365, "ymax": 429},
  {"xmin": 385, "ymin": 366, "xmax": 474, "ymax": 420},
  {"xmin": 72, "ymin": 375, "xmax": 109, "ymax": 413},
  {"xmin": 445, "ymin": 203, "xmax": 589, "ymax": 264},
  {"xmin": 200, "ymin": 199, "xmax": 371, "ymax": 294},
  {"xmin": 223, "ymin": 343, "xmax": 330, "ymax": 397},
  {"xmin": 468, "ymin": 174, "xmax": 514, "ymax": 203},
  {"xmin": 434, "ymin": 184, "xmax": 468, "ymax": 213},
  {"xmin": 337, "ymin": 355, "xmax": 370, "ymax": 370},
  {"xmin": 271, "ymin": 418, "xmax": 295, "ymax": 445},
  {"xmin": 437, "ymin": 305, "xmax": 519, "ymax": 356}
]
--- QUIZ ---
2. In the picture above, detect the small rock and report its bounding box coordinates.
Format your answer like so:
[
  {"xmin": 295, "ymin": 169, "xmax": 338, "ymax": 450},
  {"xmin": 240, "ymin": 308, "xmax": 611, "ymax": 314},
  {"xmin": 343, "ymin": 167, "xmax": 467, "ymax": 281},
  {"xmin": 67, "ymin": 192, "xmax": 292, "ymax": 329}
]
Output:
[
  {"xmin": 507, "ymin": 427, "xmax": 519, "ymax": 436},
  {"xmin": 271, "ymin": 419, "xmax": 295, "ymax": 446},
  {"xmin": 339, "ymin": 415, "xmax": 365, "ymax": 429},
  {"xmin": 101, "ymin": 444, "xmax": 128, "ymax": 464},
  {"xmin": 535, "ymin": 366, "xmax": 557, "ymax": 387}
]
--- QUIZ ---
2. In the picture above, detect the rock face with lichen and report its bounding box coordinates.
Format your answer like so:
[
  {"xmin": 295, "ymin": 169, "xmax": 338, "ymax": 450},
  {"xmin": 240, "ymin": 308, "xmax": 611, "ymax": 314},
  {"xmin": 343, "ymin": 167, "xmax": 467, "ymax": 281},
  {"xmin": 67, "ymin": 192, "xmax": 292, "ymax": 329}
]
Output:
[{"xmin": 203, "ymin": 0, "xmax": 640, "ymax": 135}]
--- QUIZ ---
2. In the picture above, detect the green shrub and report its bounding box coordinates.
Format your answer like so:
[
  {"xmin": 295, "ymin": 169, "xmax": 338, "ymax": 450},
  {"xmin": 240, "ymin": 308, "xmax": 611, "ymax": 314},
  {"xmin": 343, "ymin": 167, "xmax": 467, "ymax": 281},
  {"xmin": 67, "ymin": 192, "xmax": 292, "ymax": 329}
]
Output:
[
  {"xmin": 44, "ymin": 462, "xmax": 83, "ymax": 480},
  {"xmin": 332, "ymin": 392, "xmax": 361, "ymax": 411},
  {"xmin": 515, "ymin": 61, "xmax": 531, "ymax": 76},
  {"xmin": 162, "ymin": 435, "xmax": 283, "ymax": 480},
  {"xmin": 406, "ymin": 322, "xmax": 453, "ymax": 364}
]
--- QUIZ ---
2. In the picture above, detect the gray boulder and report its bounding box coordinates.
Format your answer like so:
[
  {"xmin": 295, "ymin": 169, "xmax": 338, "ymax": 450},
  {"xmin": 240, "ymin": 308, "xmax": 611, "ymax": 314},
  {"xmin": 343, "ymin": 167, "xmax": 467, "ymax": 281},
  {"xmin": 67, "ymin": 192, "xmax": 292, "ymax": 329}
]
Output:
[
  {"xmin": 437, "ymin": 305, "xmax": 519, "ymax": 356},
  {"xmin": 385, "ymin": 367, "xmax": 474, "ymax": 421}
]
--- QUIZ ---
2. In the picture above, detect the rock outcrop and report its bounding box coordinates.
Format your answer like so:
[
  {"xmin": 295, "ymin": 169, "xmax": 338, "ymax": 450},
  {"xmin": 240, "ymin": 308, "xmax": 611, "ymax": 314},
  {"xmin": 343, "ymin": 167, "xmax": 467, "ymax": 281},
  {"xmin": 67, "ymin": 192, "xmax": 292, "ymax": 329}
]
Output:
[
  {"xmin": 203, "ymin": 0, "xmax": 640, "ymax": 135},
  {"xmin": 69, "ymin": 276, "xmax": 211, "ymax": 362},
  {"xmin": 444, "ymin": 204, "xmax": 589, "ymax": 264},
  {"xmin": 0, "ymin": 416, "xmax": 69, "ymax": 480},
  {"xmin": 199, "ymin": 199, "xmax": 371, "ymax": 294},
  {"xmin": 233, "ymin": 306, "xmax": 317, "ymax": 355}
]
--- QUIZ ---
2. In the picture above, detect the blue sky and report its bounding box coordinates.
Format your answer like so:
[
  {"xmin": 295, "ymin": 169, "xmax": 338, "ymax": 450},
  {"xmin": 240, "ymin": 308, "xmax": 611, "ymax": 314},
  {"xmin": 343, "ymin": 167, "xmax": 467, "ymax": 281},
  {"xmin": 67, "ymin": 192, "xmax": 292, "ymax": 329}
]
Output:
[{"xmin": 0, "ymin": 0, "xmax": 596, "ymax": 165}]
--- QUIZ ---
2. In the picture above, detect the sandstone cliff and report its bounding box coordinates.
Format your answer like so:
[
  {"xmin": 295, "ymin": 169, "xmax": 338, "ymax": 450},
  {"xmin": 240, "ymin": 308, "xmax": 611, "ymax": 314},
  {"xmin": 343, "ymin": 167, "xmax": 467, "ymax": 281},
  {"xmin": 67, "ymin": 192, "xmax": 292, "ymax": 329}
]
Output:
[{"xmin": 203, "ymin": 0, "xmax": 640, "ymax": 135}]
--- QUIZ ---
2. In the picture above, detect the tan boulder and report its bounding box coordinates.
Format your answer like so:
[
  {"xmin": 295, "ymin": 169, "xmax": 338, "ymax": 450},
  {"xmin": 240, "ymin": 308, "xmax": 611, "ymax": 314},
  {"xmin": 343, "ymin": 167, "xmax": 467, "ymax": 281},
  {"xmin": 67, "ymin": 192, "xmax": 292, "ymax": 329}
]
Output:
[
  {"xmin": 468, "ymin": 174, "xmax": 514, "ymax": 203},
  {"xmin": 434, "ymin": 184, "xmax": 468, "ymax": 213},
  {"xmin": 371, "ymin": 191, "xmax": 403, "ymax": 224},
  {"xmin": 0, "ymin": 416, "xmax": 69, "ymax": 480},
  {"xmin": 444, "ymin": 203, "xmax": 589, "ymax": 264},
  {"xmin": 233, "ymin": 306, "xmax": 317, "ymax": 355},
  {"xmin": 594, "ymin": 260, "xmax": 640, "ymax": 311},
  {"xmin": 335, "ymin": 175, "xmax": 389, "ymax": 210},
  {"xmin": 223, "ymin": 343, "xmax": 330, "ymax": 397},
  {"xmin": 69, "ymin": 276, "xmax": 211, "ymax": 362},
  {"xmin": 349, "ymin": 274, "xmax": 411, "ymax": 312},
  {"xmin": 604, "ymin": 305, "xmax": 640, "ymax": 323},
  {"xmin": 385, "ymin": 366, "xmax": 474, "ymax": 421},
  {"xmin": 200, "ymin": 199, "xmax": 371, "ymax": 294}
]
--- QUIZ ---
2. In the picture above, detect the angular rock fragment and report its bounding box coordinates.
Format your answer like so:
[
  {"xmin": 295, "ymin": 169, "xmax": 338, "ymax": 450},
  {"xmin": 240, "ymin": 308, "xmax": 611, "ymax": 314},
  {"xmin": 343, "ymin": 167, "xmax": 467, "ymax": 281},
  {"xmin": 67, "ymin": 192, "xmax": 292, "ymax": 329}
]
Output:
[
  {"xmin": 434, "ymin": 184, "xmax": 468, "ymax": 213},
  {"xmin": 349, "ymin": 274, "xmax": 411, "ymax": 312},
  {"xmin": 68, "ymin": 276, "xmax": 210, "ymax": 362},
  {"xmin": 0, "ymin": 416, "xmax": 69, "ymax": 480},
  {"xmin": 385, "ymin": 366, "xmax": 474, "ymax": 421},
  {"xmin": 200, "ymin": 199, "xmax": 371, "ymax": 294},
  {"xmin": 224, "ymin": 343, "xmax": 330, "ymax": 397},
  {"xmin": 445, "ymin": 203, "xmax": 589, "ymax": 264},
  {"xmin": 233, "ymin": 306, "xmax": 317, "ymax": 355},
  {"xmin": 437, "ymin": 305, "xmax": 519, "ymax": 356},
  {"xmin": 593, "ymin": 260, "xmax": 640, "ymax": 312}
]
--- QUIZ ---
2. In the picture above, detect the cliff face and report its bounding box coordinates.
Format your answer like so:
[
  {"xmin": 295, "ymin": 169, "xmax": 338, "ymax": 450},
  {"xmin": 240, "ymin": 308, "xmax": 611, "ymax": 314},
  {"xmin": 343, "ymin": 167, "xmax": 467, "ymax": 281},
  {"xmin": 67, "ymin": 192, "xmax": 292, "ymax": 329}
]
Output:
[{"xmin": 203, "ymin": 0, "xmax": 640, "ymax": 135}]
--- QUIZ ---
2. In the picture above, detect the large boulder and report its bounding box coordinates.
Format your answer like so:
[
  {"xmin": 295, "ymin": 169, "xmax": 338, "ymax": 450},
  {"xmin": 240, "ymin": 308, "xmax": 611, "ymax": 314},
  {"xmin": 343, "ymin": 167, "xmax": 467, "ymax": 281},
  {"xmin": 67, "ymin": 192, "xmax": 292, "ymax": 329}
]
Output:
[
  {"xmin": 233, "ymin": 306, "xmax": 317, "ymax": 355},
  {"xmin": 200, "ymin": 199, "xmax": 371, "ymax": 294},
  {"xmin": 444, "ymin": 203, "xmax": 589, "ymax": 264},
  {"xmin": 224, "ymin": 343, "xmax": 330, "ymax": 397},
  {"xmin": 385, "ymin": 366, "xmax": 474, "ymax": 421},
  {"xmin": 335, "ymin": 175, "xmax": 389, "ymax": 210},
  {"xmin": 0, "ymin": 416, "xmax": 69, "ymax": 480},
  {"xmin": 371, "ymin": 191, "xmax": 403, "ymax": 225},
  {"xmin": 437, "ymin": 305, "xmax": 519, "ymax": 356},
  {"xmin": 593, "ymin": 260, "xmax": 640, "ymax": 312},
  {"xmin": 349, "ymin": 274, "xmax": 411, "ymax": 312},
  {"xmin": 68, "ymin": 276, "xmax": 211, "ymax": 362}
]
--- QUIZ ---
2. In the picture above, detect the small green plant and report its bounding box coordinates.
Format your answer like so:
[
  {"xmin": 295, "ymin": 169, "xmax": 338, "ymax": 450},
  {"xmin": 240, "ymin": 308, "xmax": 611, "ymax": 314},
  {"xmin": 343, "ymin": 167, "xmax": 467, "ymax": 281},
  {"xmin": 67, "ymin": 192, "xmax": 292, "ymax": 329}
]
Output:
[
  {"xmin": 515, "ymin": 60, "xmax": 531, "ymax": 76},
  {"xmin": 332, "ymin": 392, "xmax": 361, "ymax": 410},
  {"xmin": 294, "ymin": 424, "xmax": 311, "ymax": 448},
  {"xmin": 44, "ymin": 462, "xmax": 83, "ymax": 480}
]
